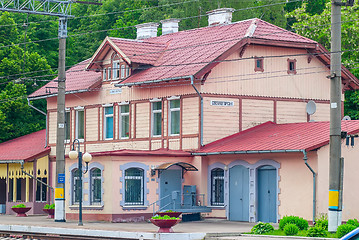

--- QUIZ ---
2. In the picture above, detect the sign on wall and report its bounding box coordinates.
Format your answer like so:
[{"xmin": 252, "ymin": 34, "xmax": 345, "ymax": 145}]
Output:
[{"xmin": 210, "ymin": 100, "xmax": 234, "ymax": 107}]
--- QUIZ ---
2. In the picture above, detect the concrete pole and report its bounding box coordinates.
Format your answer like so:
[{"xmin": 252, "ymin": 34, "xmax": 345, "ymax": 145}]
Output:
[
  {"xmin": 54, "ymin": 17, "xmax": 67, "ymax": 222},
  {"xmin": 328, "ymin": 0, "xmax": 342, "ymax": 232}
]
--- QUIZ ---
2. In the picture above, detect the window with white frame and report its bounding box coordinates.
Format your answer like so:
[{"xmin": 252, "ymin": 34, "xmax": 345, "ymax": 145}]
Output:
[
  {"xmin": 126, "ymin": 65, "xmax": 130, "ymax": 77},
  {"xmin": 124, "ymin": 168, "xmax": 144, "ymax": 205},
  {"xmin": 152, "ymin": 101, "xmax": 162, "ymax": 137},
  {"xmin": 107, "ymin": 67, "xmax": 112, "ymax": 80},
  {"xmin": 104, "ymin": 106, "xmax": 114, "ymax": 140},
  {"xmin": 103, "ymin": 68, "xmax": 107, "ymax": 81},
  {"xmin": 169, "ymin": 99, "xmax": 180, "ymax": 135},
  {"xmin": 113, "ymin": 61, "xmax": 120, "ymax": 79},
  {"xmin": 65, "ymin": 111, "xmax": 70, "ymax": 140},
  {"xmin": 211, "ymin": 168, "xmax": 224, "ymax": 206},
  {"xmin": 72, "ymin": 169, "xmax": 80, "ymax": 204},
  {"xmin": 120, "ymin": 65, "xmax": 125, "ymax": 79},
  {"xmin": 76, "ymin": 109, "xmax": 84, "ymax": 140},
  {"xmin": 90, "ymin": 168, "xmax": 102, "ymax": 204},
  {"xmin": 120, "ymin": 104, "xmax": 129, "ymax": 138}
]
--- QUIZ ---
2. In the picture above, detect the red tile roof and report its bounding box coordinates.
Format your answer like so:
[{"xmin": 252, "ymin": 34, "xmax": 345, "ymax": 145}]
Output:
[
  {"xmin": 29, "ymin": 59, "xmax": 102, "ymax": 99},
  {"xmin": 196, "ymin": 120, "xmax": 359, "ymax": 154},
  {"xmin": 0, "ymin": 130, "xmax": 50, "ymax": 161},
  {"xmin": 91, "ymin": 148, "xmax": 191, "ymax": 157},
  {"xmin": 29, "ymin": 18, "xmax": 359, "ymax": 98}
]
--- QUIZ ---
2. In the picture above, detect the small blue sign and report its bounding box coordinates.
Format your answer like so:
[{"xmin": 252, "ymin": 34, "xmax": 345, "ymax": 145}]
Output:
[{"xmin": 58, "ymin": 173, "xmax": 65, "ymax": 183}]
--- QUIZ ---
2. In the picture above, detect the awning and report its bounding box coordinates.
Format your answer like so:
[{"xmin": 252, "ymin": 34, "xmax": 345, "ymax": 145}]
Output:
[{"xmin": 155, "ymin": 162, "xmax": 198, "ymax": 175}]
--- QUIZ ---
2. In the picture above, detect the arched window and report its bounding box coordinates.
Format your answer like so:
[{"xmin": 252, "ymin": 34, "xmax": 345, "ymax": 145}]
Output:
[
  {"xmin": 211, "ymin": 168, "xmax": 224, "ymax": 206},
  {"xmin": 90, "ymin": 168, "xmax": 102, "ymax": 205},
  {"xmin": 72, "ymin": 169, "xmax": 80, "ymax": 204},
  {"xmin": 124, "ymin": 168, "xmax": 144, "ymax": 205}
]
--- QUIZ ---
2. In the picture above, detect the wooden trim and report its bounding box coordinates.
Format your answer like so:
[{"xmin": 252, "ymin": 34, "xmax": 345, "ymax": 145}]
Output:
[
  {"xmin": 180, "ymin": 97, "xmax": 183, "ymax": 150},
  {"xmin": 273, "ymin": 100, "xmax": 277, "ymax": 123},
  {"xmin": 149, "ymin": 102, "xmax": 152, "ymax": 150},
  {"xmin": 113, "ymin": 104, "xmax": 116, "ymax": 140},
  {"xmin": 47, "ymin": 112, "xmax": 50, "ymax": 146},
  {"xmin": 70, "ymin": 109, "xmax": 73, "ymax": 143},
  {"xmin": 254, "ymin": 56, "xmax": 264, "ymax": 72},
  {"xmin": 117, "ymin": 104, "xmax": 120, "ymax": 140},
  {"xmin": 287, "ymin": 58, "xmax": 297, "ymax": 75},
  {"xmin": 239, "ymin": 97, "xmax": 242, "ymax": 132},
  {"xmin": 84, "ymin": 108, "xmax": 87, "ymax": 152},
  {"xmin": 166, "ymin": 99, "xmax": 169, "ymax": 149},
  {"xmin": 200, "ymin": 93, "xmax": 330, "ymax": 104},
  {"xmin": 129, "ymin": 103, "xmax": 132, "ymax": 139},
  {"xmin": 249, "ymin": 38, "xmax": 317, "ymax": 50},
  {"xmin": 133, "ymin": 103, "xmax": 136, "ymax": 139},
  {"xmin": 198, "ymin": 96, "xmax": 201, "ymax": 147},
  {"xmin": 162, "ymin": 99, "xmax": 165, "ymax": 149},
  {"xmin": 98, "ymin": 107, "xmax": 101, "ymax": 141}
]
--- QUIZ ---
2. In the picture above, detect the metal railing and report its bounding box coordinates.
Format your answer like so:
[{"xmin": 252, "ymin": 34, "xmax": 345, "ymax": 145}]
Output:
[{"xmin": 148, "ymin": 192, "xmax": 208, "ymax": 215}]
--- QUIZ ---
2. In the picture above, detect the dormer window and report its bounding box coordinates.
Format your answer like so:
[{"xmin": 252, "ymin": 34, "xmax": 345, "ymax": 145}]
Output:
[
  {"xmin": 113, "ymin": 60, "xmax": 120, "ymax": 79},
  {"xmin": 103, "ymin": 68, "xmax": 107, "ymax": 81}
]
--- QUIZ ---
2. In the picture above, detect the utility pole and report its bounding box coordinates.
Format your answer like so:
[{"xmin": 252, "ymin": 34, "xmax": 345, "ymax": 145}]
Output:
[
  {"xmin": 328, "ymin": 0, "xmax": 354, "ymax": 232},
  {"xmin": 55, "ymin": 17, "xmax": 67, "ymax": 222}
]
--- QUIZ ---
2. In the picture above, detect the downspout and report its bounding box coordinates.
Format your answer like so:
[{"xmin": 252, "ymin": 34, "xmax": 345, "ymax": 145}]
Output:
[
  {"xmin": 302, "ymin": 150, "xmax": 316, "ymax": 224},
  {"xmin": 190, "ymin": 75, "xmax": 203, "ymax": 146},
  {"xmin": 27, "ymin": 98, "xmax": 48, "ymax": 148}
]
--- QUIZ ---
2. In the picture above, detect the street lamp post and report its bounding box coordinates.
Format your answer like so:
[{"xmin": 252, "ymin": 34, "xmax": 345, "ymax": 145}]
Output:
[{"xmin": 69, "ymin": 139, "xmax": 92, "ymax": 226}]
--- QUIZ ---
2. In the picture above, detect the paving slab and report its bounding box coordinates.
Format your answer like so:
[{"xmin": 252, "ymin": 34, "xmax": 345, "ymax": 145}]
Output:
[{"xmin": 0, "ymin": 215, "xmax": 257, "ymax": 240}]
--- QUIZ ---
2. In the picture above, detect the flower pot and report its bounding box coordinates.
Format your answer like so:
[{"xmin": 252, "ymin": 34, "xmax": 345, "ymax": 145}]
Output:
[
  {"xmin": 11, "ymin": 207, "xmax": 31, "ymax": 217},
  {"xmin": 43, "ymin": 208, "xmax": 55, "ymax": 219},
  {"xmin": 156, "ymin": 211, "xmax": 182, "ymax": 218},
  {"xmin": 150, "ymin": 218, "xmax": 181, "ymax": 233}
]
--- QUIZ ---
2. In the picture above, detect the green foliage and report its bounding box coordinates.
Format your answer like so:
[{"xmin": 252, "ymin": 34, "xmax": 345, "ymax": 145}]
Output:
[
  {"xmin": 306, "ymin": 226, "xmax": 327, "ymax": 237},
  {"xmin": 44, "ymin": 204, "xmax": 55, "ymax": 209},
  {"xmin": 151, "ymin": 214, "xmax": 179, "ymax": 220},
  {"xmin": 283, "ymin": 224, "xmax": 299, "ymax": 236},
  {"xmin": 279, "ymin": 216, "xmax": 308, "ymax": 230},
  {"xmin": 12, "ymin": 203, "xmax": 27, "ymax": 208},
  {"xmin": 337, "ymin": 223, "xmax": 357, "ymax": 238},
  {"xmin": 286, "ymin": 2, "xmax": 359, "ymax": 119},
  {"xmin": 346, "ymin": 218, "xmax": 359, "ymax": 227},
  {"xmin": 315, "ymin": 213, "xmax": 328, "ymax": 230},
  {"xmin": 251, "ymin": 222, "xmax": 274, "ymax": 234}
]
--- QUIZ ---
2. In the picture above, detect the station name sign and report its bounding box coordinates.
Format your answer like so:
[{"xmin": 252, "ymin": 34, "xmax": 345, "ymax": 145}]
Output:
[{"xmin": 210, "ymin": 100, "xmax": 234, "ymax": 107}]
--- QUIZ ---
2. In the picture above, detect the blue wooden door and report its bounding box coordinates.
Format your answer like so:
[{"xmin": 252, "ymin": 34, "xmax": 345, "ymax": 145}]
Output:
[
  {"xmin": 229, "ymin": 165, "xmax": 249, "ymax": 221},
  {"xmin": 160, "ymin": 169, "xmax": 182, "ymax": 210},
  {"xmin": 257, "ymin": 166, "xmax": 277, "ymax": 223}
]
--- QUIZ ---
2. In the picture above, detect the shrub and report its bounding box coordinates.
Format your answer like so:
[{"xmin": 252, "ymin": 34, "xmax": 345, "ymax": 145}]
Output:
[
  {"xmin": 151, "ymin": 215, "xmax": 179, "ymax": 220},
  {"xmin": 250, "ymin": 222, "xmax": 274, "ymax": 234},
  {"xmin": 306, "ymin": 226, "xmax": 327, "ymax": 237},
  {"xmin": 44, "ymin": 204, "xmax": 55, "ymax": 209},
  {"xmin": 279, "ymin": 216, "xmax": 309, "ymax": 230},
  {"xmin": 284, "ymin": 224, "xmax": 299, "ymax": 236},
  {"xmin": 12, "ymin": 203, "xmax": 27, "ymax": 208},
  {"xmin": 347, "ymin": 219, "xmax": 359, "ymax": 227},
  {"xmin": 315, "ymin": 214, "xmax": 328, "ymax": 230},
  {"xmin": 337, "ymin": 223, "xmax": 357, "ymax": 238}
]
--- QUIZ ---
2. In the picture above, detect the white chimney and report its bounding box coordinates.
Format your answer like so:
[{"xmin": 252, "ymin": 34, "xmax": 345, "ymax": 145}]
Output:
[
  {"xmin": 207, "ymin": 8, "xmax": 234, "ymax": 26},
  {"xmin": 135, "ymin": 22, "xmax": 159, "ymax": 40},
  {"xmin": 160, "ymin": 19, "xmax": 180, "ymax": 35}
]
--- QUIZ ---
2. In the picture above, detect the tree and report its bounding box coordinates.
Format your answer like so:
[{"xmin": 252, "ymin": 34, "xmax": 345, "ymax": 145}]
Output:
[{"xmin": 287, "ymin": 2, "xmax": 359, "ymax": 119}]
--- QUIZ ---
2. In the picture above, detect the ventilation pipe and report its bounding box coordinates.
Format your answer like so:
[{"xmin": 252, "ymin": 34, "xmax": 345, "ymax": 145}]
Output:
[
  {"xmin": 302, "ymin": 150, "xmax": 317, "ymax": 224},
  {"xmin": 190, "ymin": 76, "xmax": 203, "ymax": 146},
  {"xmin": 206, "ymin": 8, "xmax": 234, "ymax": 26},
  {"xmin": 27, "ymin": 98, "xmax": 47, "ymax": 148},
  {"xmin": 135, "ymin": 22, "xmax": 159, "ymax": 40},
  {"xmin": 161, "ymin": 19, "xmax": 180, "ymax": 35}
]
